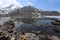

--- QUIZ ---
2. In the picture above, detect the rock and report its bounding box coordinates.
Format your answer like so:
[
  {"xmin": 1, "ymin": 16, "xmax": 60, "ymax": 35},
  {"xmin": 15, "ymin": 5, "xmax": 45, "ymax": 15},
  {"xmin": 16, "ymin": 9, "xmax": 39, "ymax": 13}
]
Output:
[
  {"xmin": 48, "ymin": 36, "xmax": 60, "ymax": 40},
  {"xmin": 1, "ymin": 20, "xmax": 15, "ymax": 31}
]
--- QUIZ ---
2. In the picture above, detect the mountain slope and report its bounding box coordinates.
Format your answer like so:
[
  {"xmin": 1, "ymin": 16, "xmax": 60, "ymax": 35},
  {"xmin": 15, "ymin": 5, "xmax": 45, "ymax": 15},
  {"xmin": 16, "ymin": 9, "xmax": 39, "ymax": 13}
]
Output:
[
  {"xmin": 39, "ymin": 11, "xmax": 60, "ymax": 16},
  {"xmin": 0, "ymin": 6, "xmax": 60, "ymax": 17},
  {"xmin": 8, "ymin": 6, "xmax": 41, "ymax": 18},
  {"xmin": 8, "ymin": 6, "xmax": 60, "ymax": 18}
]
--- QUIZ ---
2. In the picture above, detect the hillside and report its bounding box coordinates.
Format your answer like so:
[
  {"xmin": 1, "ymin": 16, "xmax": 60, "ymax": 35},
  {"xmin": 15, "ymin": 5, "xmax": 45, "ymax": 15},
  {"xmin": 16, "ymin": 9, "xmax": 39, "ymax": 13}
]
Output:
[{"xmin": 8, "ymin": 6, "xmax": 60, "ymax": 18}]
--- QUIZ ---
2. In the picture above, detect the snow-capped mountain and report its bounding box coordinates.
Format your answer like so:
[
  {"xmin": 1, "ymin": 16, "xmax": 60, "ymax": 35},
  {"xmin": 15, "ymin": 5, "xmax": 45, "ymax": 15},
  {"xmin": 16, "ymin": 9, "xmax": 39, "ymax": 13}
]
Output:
[
  {"xmin": 8, "ymin": 6, "xmax": 41, "ymax": 18},
  {"xmin": 8, "ymin": 6, "xmax": 60, "ymax": 19}
]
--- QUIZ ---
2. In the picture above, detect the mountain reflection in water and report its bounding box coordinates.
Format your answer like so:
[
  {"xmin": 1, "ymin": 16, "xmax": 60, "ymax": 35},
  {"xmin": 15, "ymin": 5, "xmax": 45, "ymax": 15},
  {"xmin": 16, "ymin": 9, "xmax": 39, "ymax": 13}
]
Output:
[{"xmin": 16, "ymin": 19, "xmax": 55, "ymax": 35}]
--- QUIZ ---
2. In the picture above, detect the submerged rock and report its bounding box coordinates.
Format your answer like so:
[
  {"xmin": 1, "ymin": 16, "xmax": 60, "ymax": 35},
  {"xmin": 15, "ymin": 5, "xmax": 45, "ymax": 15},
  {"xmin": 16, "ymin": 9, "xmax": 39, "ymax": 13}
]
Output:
[{"xmin": 1, "ymin": 20, "xmax": 15, "ymax": 31}]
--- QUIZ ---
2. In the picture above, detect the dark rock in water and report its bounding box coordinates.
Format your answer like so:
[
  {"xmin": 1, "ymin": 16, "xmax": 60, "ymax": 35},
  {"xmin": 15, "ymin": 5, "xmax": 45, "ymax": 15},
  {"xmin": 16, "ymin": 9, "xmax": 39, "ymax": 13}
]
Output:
[
  {"xmin": 0, "ymin": 36, "xmax": 10, "ymax": 40},
  {"xmin": 7, "ymin": 30, "xmax": 13, "ymax": 33},
  {"xmin": 40, "ymin": 38, "xmax": 49, "ymax": 40},
  {"xmin": 1, "ymin": 20, "xmax": 15, "ymax": 31},
  {"xmin": 53, "ymin": 28, "xmax": 60, "ymax": 33},
  {"xmin": 51, "ymin": 19, "xmax": 60, "ymax": 26}
]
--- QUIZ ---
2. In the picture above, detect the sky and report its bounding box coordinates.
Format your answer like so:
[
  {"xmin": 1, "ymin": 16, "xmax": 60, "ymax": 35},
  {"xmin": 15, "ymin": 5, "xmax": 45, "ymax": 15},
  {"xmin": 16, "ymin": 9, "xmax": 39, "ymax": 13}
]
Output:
[{"xmin": 0, "ymin": 0, "xmax": 60, "ymax": 12}]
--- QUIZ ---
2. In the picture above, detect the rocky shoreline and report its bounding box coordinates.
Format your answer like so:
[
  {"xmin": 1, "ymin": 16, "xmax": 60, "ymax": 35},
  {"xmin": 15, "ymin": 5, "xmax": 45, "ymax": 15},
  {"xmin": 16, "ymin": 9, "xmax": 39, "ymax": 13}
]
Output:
[{"xmin": 0, "ymin": 18, "xmax": 60, "ymax": 40}]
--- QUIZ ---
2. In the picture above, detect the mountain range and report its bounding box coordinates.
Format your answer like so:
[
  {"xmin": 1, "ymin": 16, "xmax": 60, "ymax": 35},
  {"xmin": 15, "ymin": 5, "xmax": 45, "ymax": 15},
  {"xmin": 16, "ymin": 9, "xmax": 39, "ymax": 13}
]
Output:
[{"xmin": 0, "ymin": 5, "xmax": 60, "ymax": 17}]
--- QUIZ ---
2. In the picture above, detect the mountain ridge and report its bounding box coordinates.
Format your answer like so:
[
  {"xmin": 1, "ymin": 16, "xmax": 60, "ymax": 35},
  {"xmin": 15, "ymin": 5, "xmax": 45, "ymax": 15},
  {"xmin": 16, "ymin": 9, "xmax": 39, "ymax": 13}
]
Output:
[
  {"xmin": 8, "ymin": 6, "xmax": 60, "ymax": 17},
  {"xmin": 0, "ymin": 6, "xmax": 60, "ymax": 17}
]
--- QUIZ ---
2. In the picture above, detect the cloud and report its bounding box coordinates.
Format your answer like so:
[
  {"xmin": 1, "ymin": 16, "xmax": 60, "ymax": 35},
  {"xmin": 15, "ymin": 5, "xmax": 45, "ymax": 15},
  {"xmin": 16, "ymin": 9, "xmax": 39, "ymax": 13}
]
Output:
[
  {"xmin": 0, "ymin": 0, "xmax": 23, "ymax": 8},
  {"xmin": 24, "ymin": 0, "xmax": 33, "ymax": 6}
]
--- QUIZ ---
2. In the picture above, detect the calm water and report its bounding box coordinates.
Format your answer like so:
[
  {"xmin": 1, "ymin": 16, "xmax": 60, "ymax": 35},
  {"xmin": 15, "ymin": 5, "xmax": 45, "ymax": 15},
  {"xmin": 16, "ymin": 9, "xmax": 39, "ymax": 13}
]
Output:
[
  {"xmin": 0, "ymin": 17, "xmax": 59, "ymax": 34},
  {"xmin": 0, "ymin": 17, "xmax": 59, "ymax": 27}
]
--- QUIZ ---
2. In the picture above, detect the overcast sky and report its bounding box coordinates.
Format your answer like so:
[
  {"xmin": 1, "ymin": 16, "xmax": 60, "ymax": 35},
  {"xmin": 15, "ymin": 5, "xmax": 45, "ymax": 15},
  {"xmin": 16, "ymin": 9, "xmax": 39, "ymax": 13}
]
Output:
[{"xmin": 0, "ymin": 0, "xmax": 60, "ymax": 12}]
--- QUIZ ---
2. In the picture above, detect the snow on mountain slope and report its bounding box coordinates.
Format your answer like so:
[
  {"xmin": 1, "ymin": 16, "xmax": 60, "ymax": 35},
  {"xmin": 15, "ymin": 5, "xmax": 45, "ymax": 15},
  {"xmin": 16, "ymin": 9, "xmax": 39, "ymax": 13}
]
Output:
[
  {"xmin": 0, "ymin": 0, "xmax": 34, "ymax": 14},
  {"xmin": 0, "ymin": 4, "xmax": 22, "ymax": 14},
  {"xmin": 0, "ymin": 0, "xmax": 23, "ymax": 14}
]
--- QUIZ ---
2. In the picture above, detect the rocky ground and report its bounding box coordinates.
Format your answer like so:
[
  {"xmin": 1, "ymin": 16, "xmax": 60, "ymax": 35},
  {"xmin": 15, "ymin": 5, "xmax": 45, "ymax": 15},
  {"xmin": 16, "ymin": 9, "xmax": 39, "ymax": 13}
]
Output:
[{"xmin": 0, "ymin": 19, "xmax": 60, "ymax": 40}]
